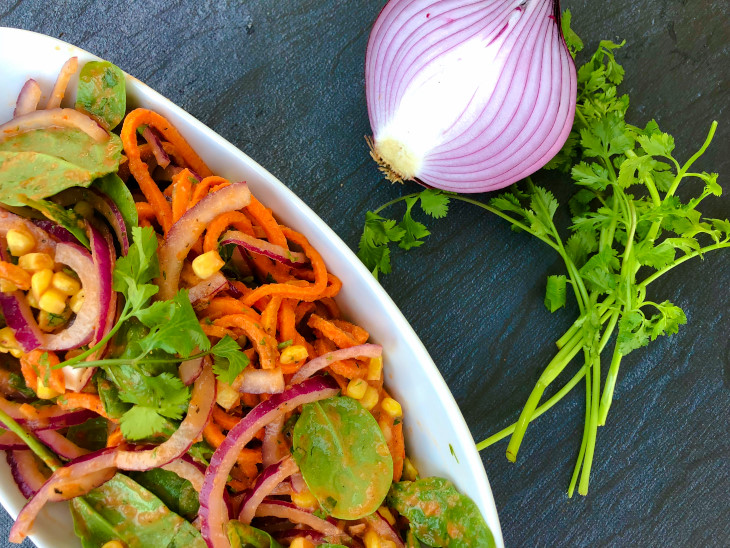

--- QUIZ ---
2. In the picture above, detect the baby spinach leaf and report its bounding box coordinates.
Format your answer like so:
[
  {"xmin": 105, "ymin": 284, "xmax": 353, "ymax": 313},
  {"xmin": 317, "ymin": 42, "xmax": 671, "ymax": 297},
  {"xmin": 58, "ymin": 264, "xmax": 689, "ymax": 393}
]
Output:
[
  {"xmin": 292, "ymin": 396, "xmax": 392, "ymax": 520},
  {"xmin": 66, "ymin": 417, "xmax": 109, "ymax": 452},
  {"xmin": 94, "ymin": 173, "xmax": 139, "ymax": 234},
  {"xmin": 386, "ymin": 477, "xmax": 495, "ymax": 548},
  {"xmin": 18, "ymin": 196, "xmax": 90, "ymax": 248},
  {"xmin": 0, "ymin": 128, "xmax": 122, "ymax": 206},
  {"xmin": 70, "ymin": 473, "xmax": 206, "ymax": 548},
  {"xmin": 129, "ymin": 467, "xmax": 199, "ymax": 521},
  {"xmin": 227, "ymin": 520, "xmax": 283, "ymax": 548},
  {"xmin": 75, "ymin": 61, "xmax": 127, "ymax": 130}
]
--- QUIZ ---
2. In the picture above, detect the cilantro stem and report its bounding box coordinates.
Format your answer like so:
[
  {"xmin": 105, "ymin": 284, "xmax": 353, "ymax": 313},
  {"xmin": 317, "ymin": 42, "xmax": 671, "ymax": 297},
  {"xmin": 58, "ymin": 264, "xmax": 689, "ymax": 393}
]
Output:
[
  {"xmin": 555, "ymin": 296, "xmax": 616, "ymax": 349},
  {"xmin": 639, "ymin": 240, "xmax": 730, "ymax": 288},
  {"xmin": 597, "ymin": 343, "xmax": 624, "ymax": 426},
  {"xmin": 0, "ymin": 409, "xmax": 60, "ymax": 471},
  {"xmin": 71, "ymin": 350, "xmax": 211, "ymax": 369},
  {"xmin": 373, "ymin": 193, "xmax": 421, "ymax": 215},
  {"xmin": 578, "ymin": 349, "xmax": 601, "ymax": 495},
  {"xmin": 665, "ymin": 121, "xmax": 718, "ymax": 198},
  {"xmin": 568, "ymin": 356, "xmax": 591, "ymax": 497}
]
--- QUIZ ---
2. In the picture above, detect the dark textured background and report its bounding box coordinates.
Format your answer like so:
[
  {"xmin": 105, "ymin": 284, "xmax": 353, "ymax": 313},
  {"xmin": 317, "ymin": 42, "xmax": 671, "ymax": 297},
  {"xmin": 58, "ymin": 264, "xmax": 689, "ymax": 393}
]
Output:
[{"xmin": 1, "ymin": 0, "xmax": 729, "ymax": 546}]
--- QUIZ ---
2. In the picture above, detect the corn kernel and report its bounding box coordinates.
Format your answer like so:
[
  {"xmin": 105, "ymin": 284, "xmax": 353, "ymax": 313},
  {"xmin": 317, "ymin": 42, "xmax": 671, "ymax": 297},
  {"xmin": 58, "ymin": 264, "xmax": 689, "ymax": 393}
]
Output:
[
  {"xmin": 360, "ymin": 386, "xmax": 379, "ymax": 411},
  {"xmin": 364, "ymin": 530, "xmax": 381, "ymax": 548},
  {"xmin": 289, "ymin": 538, "xmax": 315, "ymax": 548},
  {"xmin": 36, "ymin": 378, "xmax": 60, "ymax": 399},
  {"xmin": 367, "ymin": 356, "xmax": 383, "ymax": 381},
  {"xmin": 402, "ymin": 457, "xmax": 419, "ymax": 481},
  {"xmin": 38, "ymin": 288, "xmax": 67, "ymax": 315},
  {"xmin": 0, "ymin": 327, "xmax": 20, "ymax": 354},
  {"xmin": 69, "ymin": 289, "xmax": 85, "ymax": 314},
  {"xmin": 280, "ymin": 344, "xmax": 308, "ymax": 364},
  {"xmin": 31, "ymin": 269, "xmax": 53, "ymax": 300},
  {"xmin": 27, "ymin": 291, "xmax": 40, "ymax": 309},
  {"xmin": 191, "ymin": 250, "xmax": 224, "ymax": 280},
  {"xmin": 52, "ymin": 271, "xmax": 81, "ymax": 295},
  {"xmin": 291, "ymin": 489, "xmax": 319, "ymax": 511},
  {"xmin": 216, "ymin": 380, "xmax": 240, "ymax": 410},
  {"xmin": 18, "ymin": 252, "xmax": 54, "ymax": 273},
  {"xmin": 381, "ymin": 541, "xmax": 397, "ymax": 548},
  {"xmin": 346, "ymin": 378, "xmax": 368, "ymax": 400},
  {"xmin": 378, "ymin": 506, "xmax": 396, "ymax": 526},
  {"xmin": 6, "ymin": 228, "xmax": 35, "ymax": 256},
  {"xmin": 380, "ymin": 397, "xmax": 402, "ymax": 419},
  {"xmin": 0, "ymin": 280, "xmax": 17, "ymax": 293},
  {"xmin": 73, "ymin": 201, "xmax": 95, "ymax": 219},
  {"xmin": 38, "ymin": 309, "xmax": 71, "ymax": 332},
  {"xmin": 101, "ymin": 541, "xmax": 127, "ymax": 548}
]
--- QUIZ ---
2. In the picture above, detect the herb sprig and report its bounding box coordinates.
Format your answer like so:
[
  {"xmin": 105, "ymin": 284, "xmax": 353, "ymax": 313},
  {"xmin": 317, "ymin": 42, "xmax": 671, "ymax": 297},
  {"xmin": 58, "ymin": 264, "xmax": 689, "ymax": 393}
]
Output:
[{"xmin": 357, "ymin": 14, "xmax": 729, "ymax": 495}]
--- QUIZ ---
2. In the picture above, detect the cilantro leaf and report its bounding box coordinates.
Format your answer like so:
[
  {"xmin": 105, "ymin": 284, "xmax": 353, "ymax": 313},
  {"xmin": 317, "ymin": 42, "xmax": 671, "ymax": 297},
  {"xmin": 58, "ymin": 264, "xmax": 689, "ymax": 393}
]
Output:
[
  {"xmin": 560, "ymin": 10, "xmax": 584, "ymax": 59},
  {"xmin": 634, "ymin": 240, "xmax": 676, "ymax": 270},
  {"xmin": 544, "ymin": 275, "xmax": 567, "ymax": 313},
  {"xmin": 211, "ymin": 335, "xmax": 250, "ymax": 385},
  {"xmin": 120, "ymin": 406, "xmax": 171, "ymax": 441},
  {"xmin": 419, "ymin": 189, "xmax": 450, "ymax": 219},
  {"xmin": 398, "ymin": 196, "xmax": 430, "ymax": 250},
  {"xmin": 358, "ymin": 211, "xmax": 406, "ymax": 276},
  {"xmin": 113, "ymin": 226, "xmax": 160, "ymax": 293}
]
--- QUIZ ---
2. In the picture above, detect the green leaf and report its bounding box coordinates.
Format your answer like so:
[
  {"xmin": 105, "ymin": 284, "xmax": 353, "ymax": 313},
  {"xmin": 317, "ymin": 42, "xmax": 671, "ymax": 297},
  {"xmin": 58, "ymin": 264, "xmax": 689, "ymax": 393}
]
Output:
[
  {"xmin": 129, "ymin": 467, "xmax": 200, "ymax": 522},
  {"xmin": 18, "ymin": 196, "xmax": 90, "ymax": 248},
  {"xmin": 634, "ymin": 240, "xmax": 676, "ymax": 270},
  {"xmin": 387, "ymin": 477, "xmax": 495, "ymax": 548},
  {"xmin": 71, "ymin": 473, "xmax": 206, "ymax": 548},
  {"xmin": 617, "ymin": 155, "xmax": 657, "ymax": 189},
  {"xmin": 292, "ymin": 396, "xmax": 392, "ymax": 520},
  {"xmin": 66, "ymin": 417, "xmax": 109, "ymax": 452},
  {"xmin": 617, "ymin": 310, "xmax": 650, "ymax": 355},
  {"xmin": 398, "ymin": 196, "xmax": 430, "ymax": 250},
  {"xmin": 560, "ymin": 10, "xmax": 584, "ymax": 59},
  {"xmin": 578, "ymin": 248, "xmax": 620, "ymax": 294},
  {"xmin": 75, "ymin": 61, "xmax": 127, "ymax": 131},
  {"xmin": 227, "ymin": 521, "xmax": 283, "ymax": 548},
  {"xmin": 95, "ymin": 173, "xmax": 139, "ymax": 234},
  {"xmin": 113, "ymin": 226, "xmax": 160, "ymax": 296},
  {"xmin": 358, "ymin": 211, "xmax": 405, "ymax": 275},
  {"xmin": 637, "ymin": 132, "xmax": 675, "ymax": 158},
  {"xmin": 544, "ymin": 275, "xmax": 567, "ymax": 313},
  {"xmin": 565, "ymin": 228, "xmax": 598, "ymax": 268},
  {"xmin": 0, "ymin": 128, "xmax": 122, "ymax": 206},
  {"xmin": 419, "ymin": 189, "xmax": 450, "ymax": 219},
  {"xmin": 119, "ymin": 406, "xmax": 171, "ymax": 441},
  {"xmin": 572, "ymin": 162, "xmax": 611, "ymax": 190},
  {"xmin": 211, "ymin": 335, "xmax": 250, "ymax": 385},
  {"xmin": 647, "ymin": 301, "xmax": 686, "ymax": 340}
]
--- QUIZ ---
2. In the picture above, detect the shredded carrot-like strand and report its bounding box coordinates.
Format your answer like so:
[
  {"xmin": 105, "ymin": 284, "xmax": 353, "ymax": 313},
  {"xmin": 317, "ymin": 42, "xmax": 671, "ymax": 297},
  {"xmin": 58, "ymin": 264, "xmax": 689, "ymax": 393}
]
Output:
[
  {"xmin": 171, "ymin": 168, "xmax": 194, "ymax": 223},
  {"xmin": 203, "ymin": 211, "xmax": 255, "ymax": 253}
]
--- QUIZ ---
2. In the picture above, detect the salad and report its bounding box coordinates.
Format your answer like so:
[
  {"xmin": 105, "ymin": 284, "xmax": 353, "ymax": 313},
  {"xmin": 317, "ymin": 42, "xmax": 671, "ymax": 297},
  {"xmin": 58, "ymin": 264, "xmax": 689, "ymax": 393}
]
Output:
[{"xmin": 0, "ymin": 57, "xmax": 494, "ymax": 547}]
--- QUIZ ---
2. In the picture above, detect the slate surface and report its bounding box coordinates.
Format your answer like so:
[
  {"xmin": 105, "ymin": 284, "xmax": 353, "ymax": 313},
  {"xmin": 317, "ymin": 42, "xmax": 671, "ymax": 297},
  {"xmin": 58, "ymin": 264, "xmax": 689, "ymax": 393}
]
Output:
[{"xmin": 1, "ymin": 0, "xmax": 728, "ymax": 546}]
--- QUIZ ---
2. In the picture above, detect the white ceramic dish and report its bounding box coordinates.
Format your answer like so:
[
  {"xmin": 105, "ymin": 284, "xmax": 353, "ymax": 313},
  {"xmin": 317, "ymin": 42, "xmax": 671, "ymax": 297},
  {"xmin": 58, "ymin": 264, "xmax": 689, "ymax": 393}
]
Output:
[{"xmin": 0, "ymin": 26, "xmax": 504, "ymax": 548}]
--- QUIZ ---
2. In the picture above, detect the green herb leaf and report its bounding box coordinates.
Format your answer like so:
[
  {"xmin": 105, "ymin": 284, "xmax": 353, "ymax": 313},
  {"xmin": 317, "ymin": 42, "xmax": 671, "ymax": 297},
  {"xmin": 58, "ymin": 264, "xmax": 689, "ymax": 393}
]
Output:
[
  {"xmin": 211, "ymin": 335, "xmax": 250, "ymax": 385},
  {"xmin": 398, "ymin": 196, "xmax": 430, "ymax": 250},
  {"xmin": 544, "ymin": 275, "xmax": 567, "ymax": 313},
  {"xmin": 419, "ymin": 189, "xmax": 450, "ymax": 219}
]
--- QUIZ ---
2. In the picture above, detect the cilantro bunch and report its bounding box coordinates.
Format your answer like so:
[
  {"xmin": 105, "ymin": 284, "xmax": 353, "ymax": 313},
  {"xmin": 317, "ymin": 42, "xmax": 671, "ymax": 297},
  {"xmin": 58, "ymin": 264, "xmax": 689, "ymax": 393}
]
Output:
[
  {"xmin": 56, "ymin": 227, "xmax": 249, "ymax": 440},
  {"xmin": 358, "ymin": 14, "xmax": 729, "ymax": 495}
]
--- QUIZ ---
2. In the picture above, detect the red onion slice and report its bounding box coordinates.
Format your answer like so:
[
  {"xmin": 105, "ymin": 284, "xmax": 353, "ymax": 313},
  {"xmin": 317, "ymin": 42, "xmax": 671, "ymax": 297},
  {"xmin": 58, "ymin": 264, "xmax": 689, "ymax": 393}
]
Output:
[
  {"xmin": 142, "ymin": 126, "xmax": 171, "ymax": 168},
  {"xmin": 239, "ymin": 456, "xmax": 299, "ymax": 524},
  {"xmin": 9, "ymin": 448, "xmax": 117, "ymax": 543},
  {"xmin": 180, "ymin": 357, "xmax": 204, "ymax": 386},
  {"xmin": 158, "ymin": 182, "xmax": 251, "ymax": 301},
  {"xmin": 220, "ymin": 230, "xmax": 307, "ymax": 268},
  {"xmin": 45, "ymin": 56, "xmax": 78, "ymax": 109},
  {"xmin": 35, "ymin": 429, "xmax": 89, "ymax": 460},
  {"xmin": 290, "ymin": 344, "xmax": 382, "ymax": 384},
  {"xmin": 41, "ymin": 242, "xmax": 100, "ymax": 352},
  {"xmin": 0, "ymin": 108, "xmax": 108, "ymax": 142},
  {"xmin": 200, "ymin": 375, "xmax": 340, "ymax": 548},
  {"xmin": 255, "ymin": 499, "xmax": 346, "ymax": 539},
  {"xmin": 161, "ymin": 455, "xmax": 206, "ymax": 492},
  {"xmin": 115, "ymin": 363, "xmax": 215, "ymax": 471},
  {"xmin": 0, "ymin": 208, "xmax": 56, "ymax": 255},
  {"xmin": 188, "ymin": 271, "xmax": 228, "ymax": 305},
  {"xmin": 365, "ymin": 0, "xmax": 576, "ymax": 192},
  {"xmin": 7, "ymin": 451, "xmax": 48, "ymax": 499},
  {"xmin": 262, "ymin": 415, "xmax": 285, "ymax": 467},
  {"xmin": 14, "ymin": 79, "xmax": 42, "ymax": 118},
  {"xmin": 0, "ymin": 289, "xmax": 44, "ymax": 352},
  {"xmin": 0, "ymin": 398, "xmax": 95, "ymax": 431},
  {"xmin": 236, "ymin": 367, "xmax": 285, "ymax": 395},
  {"xmin": 0, "ymin": 431, "xmax": 28, "ymax": 450},
  {"xmin": 364, "ymin": 510, "xmax": 406, "ymax": 548}
]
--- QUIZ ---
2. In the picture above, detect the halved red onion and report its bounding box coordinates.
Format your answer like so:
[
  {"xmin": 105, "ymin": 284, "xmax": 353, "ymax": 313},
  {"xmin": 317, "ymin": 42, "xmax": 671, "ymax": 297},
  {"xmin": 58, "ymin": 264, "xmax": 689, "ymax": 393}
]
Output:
[
  {"xmin": 290, "ymin": 344, "xmax": 383, "ymax": 384},
  {"xmin": 236, "ymin": 367, "xmax": 284, "ymax": 395},
  {"xmin": 0, "ymin": 431, "xmax": 28, "ymax": 450},
  {"xmin": 0, "ymin": 208, "xmax": 56, "ymax": 255},
  {"xmin": 34, "ymin": 429, "xmax": 89, "ymax": 460},
  {"xmin": 14, "ymin": 79, "xmax": 42, "ymax": 118},
  {"xmin": 158, "ymin": 183, "xmax": 252, "ymax": 301},
  {"xmin": 9, "ymin": 448, "xmax": 117, "ymax": 543},
  {"xmin": 262, "ymin": 415, "xmax": 285, "ymax": 467},
  {"xmin": 142, "ymin": 126, "xmax": 171, "ymax": 168},
  {"xmin": 42, "ymin": 242, "xmax": 100, "ymax": 352},
  {"xmin": 364, "ymin": 510, "xmax": 406, "ymax": 548},
  {"xmin": 365, "ymin": 0, "xmax": 576, "ymax": 192},
  {"xmin": 7, "ymin": 451, "xmax": 48, "ymax": 499},
  {"xmin": 161, "ymin": 455, "xmax": 206, "ymax": 492},
  {"xmin": 255, "ymin": 499, "xmax": 346, "ymax": 539},
  {"xmin": 180, "ymin": 357, "xmax": 204, "ymax": 386},
  {"xmin": 239, "ymin": 456, "xmax": 299, "ymax": 524},
  {"xmin": 115, "ymin": 363, "xmax": 215, "ymax": 471},
  {"xmin": 45, "ymin": 56, "xmax": 78, "ymax": 109},
  {"xmin": 0, "ymin": 108, "xmax": 108, "ymax": 142},
  {"xmin": 220, "ymin": 230, "xmax": 307, "ymax": 268},
  {"xmin": 200, "ymin": 375, "xmax": 340, "ymax": 548},
  {"xmin": 188, "ymin": 271, "xmax": 228, "ymax": 305}
]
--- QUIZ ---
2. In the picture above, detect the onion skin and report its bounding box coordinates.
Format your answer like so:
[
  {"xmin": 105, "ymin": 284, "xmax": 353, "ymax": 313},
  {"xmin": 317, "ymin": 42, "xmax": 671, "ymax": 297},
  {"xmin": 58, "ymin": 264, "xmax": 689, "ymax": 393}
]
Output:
[{"xmin": 366, "ymin": 0, "xmax": 576, "ymax": 192}]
